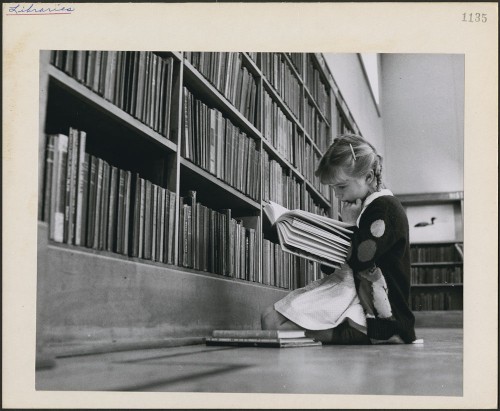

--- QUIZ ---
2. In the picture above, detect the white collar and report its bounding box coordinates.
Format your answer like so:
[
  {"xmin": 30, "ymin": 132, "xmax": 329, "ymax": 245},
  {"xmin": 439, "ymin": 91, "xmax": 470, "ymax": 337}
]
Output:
[{"xmin": 356, "ymin": 189, "xmax": 394, "ymax": 227}]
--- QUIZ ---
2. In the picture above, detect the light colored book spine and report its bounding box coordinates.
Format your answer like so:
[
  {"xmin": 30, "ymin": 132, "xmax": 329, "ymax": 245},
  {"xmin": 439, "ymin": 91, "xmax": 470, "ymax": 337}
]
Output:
[
  {"xmin": 74, "ymin": 130, "xmax": 87, "ymax": 246},
  {"xmin": 50, "ymin": 134, "xmax": 69, "ymax": 243}
]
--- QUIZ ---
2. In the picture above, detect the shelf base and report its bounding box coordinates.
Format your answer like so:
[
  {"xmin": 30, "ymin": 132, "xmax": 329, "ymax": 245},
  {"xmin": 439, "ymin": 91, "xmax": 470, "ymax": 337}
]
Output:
[{"xmin": 414, "ymin": 310, "xmax": 463, "ymax": 328}]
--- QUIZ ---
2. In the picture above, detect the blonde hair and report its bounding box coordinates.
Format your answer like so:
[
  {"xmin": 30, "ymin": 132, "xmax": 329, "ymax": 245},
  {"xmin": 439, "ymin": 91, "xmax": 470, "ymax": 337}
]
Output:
[{"xmin": 315, "ymin": 134, "xmax": 384, "ymax": 191}]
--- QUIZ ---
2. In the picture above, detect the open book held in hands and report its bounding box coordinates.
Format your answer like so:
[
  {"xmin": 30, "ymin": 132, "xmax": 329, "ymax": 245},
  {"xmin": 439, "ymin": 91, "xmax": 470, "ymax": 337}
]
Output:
[{"xmin": 263, "ymin": 201, "xmax": 353, "ymax": 268}]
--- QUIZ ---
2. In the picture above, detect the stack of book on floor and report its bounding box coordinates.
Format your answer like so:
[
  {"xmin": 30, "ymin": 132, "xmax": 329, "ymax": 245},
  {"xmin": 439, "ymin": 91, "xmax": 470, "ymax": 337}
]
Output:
[
  {"xmin": 206, "ymin": 329, "xmax": 321, "ymax": 348},
  {"xmin": 263, "ymin": 201, "xmax": 353, "ymax": 268}
]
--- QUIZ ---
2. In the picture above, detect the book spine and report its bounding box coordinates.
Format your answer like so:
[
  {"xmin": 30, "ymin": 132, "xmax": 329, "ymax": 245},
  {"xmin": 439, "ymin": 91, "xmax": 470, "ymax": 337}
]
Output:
[
  {"xmin": 167, "ymin": 190, "xmax": 176, "ymax": 265},
  {"xmin": 107, "ymin": 166, "xmax": 118, "ymax": 252},
  {"xmin": 131, "ymin": 174, "xmax": 141, "ymax": 258},
  {"xmin": 151, "ymin": 184, "xmax": 158, "ymax": 261},
  {"xmin": 51, "ymin": 134, "xmax": 69, "ymax": 243},
  {"xmin": 99, "ymin": 161, "xmax": 110, "ymax": 250},
  {"xmin": 42, "ymin": 135, "xmax": 56, "ymax": 223},
  {"xmin": 144, "ymin": 180, "xmax": 152, "ymax": 260},
  {"xmin": 86, "ymin": 155, "xmax": 97, "ymax": 248},
  {"xmin": 74, "ymin": 130, "xmax": 87, "ymax": 246},
  {"xmin": 64, "ymin": 127, "xmax": 79, "ymax": 244},
  {"xmin": 93, "ymin": 158, "xmax": 104, "ymax": 249},
  {"xmin": 122, "ymin": 171, "xmax": 132, "ymax": 256}
]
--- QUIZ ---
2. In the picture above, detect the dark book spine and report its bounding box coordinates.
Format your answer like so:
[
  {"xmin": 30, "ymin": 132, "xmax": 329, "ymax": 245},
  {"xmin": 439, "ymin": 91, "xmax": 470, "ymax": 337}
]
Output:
[
  {"xmin": 151, "ymin": 184, "xmax": 158, "ymax": 261},
  {"xmin": 86, "ymin": 155, "xmax": 97, "ymax": 248},
  {"xmin": 99, "ymin": 161, "xmax": 111, "ymax": 250},
  {"xmin": 131, "ymin": 174, "xmax": 141, "ymax": 258},
  {"xmin": 138, "ymin": 178, "xmax": 146, "ymax": 259},
  {"xmin": 143, "ymin": 180, "xmax": 152, "ymax": 260},
  {"xmin": 107, "ymin": 166, "xmax": 118, "ymax": 252},
  {"xmin": 123, "ymin": 171, "xmax": 132, "ymax": 255},
  {"xmin": 42, "ymin": 135, "xmax": 56, "ymax": 223},
  {"xmin": 116, "ymin": 169, "xmax": 125, "ymax": 254},
  {"xmin": 167, "ymin": 191, "xmax": 176, "ymax": 264},
  {"xmin": 92, "ymin": 158, "xmax": 104, "ymax": 249}
]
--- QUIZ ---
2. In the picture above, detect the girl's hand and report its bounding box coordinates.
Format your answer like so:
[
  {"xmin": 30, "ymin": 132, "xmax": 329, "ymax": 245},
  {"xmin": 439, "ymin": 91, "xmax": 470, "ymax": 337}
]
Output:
[{"xmin": 341, "ymin": 199, "xmax": 363, "ymax": 225}]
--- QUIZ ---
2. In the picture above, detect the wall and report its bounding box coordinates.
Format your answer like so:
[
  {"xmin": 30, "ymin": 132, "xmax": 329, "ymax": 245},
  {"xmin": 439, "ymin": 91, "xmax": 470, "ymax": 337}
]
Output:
[
  {"xmin": 324, "ymin": 53, "xmax": 385, "ymax": 157},
  {"xmin": 380, "ymin": 54, "xmax": 464, "ymax": 195}
]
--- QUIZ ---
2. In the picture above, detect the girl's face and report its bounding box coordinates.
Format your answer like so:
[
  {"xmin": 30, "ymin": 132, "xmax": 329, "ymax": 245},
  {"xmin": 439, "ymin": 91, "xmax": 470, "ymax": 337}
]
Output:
[{"xmin": 329, "ymin": 170, "xmax": 375, "ymax": 203}]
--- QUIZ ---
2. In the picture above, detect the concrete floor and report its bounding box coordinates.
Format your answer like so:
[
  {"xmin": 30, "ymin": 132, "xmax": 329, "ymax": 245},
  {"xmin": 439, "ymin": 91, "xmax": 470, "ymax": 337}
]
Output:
[{"xmin": 36, "ymin": 328, "xmax": 462, "ymax": 396}]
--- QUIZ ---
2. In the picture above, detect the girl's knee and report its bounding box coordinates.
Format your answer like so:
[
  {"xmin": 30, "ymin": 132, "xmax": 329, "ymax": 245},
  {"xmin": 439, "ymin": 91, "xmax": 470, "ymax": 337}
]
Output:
[{"xmin": 261, "ymin": 306, "xmax": 278, "ymax": 330}]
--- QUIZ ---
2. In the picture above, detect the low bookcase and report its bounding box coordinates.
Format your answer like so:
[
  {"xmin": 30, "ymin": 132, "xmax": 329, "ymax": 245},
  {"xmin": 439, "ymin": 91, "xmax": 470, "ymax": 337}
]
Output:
[{"xmin": 398, "ymin": 192, "xmax": 464, "ymax": 328}]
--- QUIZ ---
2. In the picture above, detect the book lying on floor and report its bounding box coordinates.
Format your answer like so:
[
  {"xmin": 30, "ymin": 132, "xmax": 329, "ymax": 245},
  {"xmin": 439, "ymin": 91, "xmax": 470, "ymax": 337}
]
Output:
[
  {"xmin": 212, "ymin": 329, "xmax": 306, "ymax": 339},
  {"xmin": 207, "ymin": 329, "xmax": 321, "ymax": 348},
  {"xmin": 263, "ymin": 201, "xmax": 353, "ymax": 268},
  {"xmin": 205, "ymin": 337, "xmax": 322, "ymax": 348}
]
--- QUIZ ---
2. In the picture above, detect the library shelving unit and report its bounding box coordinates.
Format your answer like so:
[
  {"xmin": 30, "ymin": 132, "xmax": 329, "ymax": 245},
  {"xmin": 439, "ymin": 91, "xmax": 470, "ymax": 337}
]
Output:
[
  {"xmin": 398, "ymin": 191, "xmax": 464, "ymax": 327},
  {"xmin": 37, "ymin": 51, "xmax": 362, "ymax": 348}
]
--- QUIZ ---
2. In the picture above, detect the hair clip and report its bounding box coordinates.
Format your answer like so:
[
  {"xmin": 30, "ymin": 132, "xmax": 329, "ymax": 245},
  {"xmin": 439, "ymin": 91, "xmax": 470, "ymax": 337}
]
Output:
[{"xmin": 349, "ymin": 143, "xmax": 357, "ymax": 161}]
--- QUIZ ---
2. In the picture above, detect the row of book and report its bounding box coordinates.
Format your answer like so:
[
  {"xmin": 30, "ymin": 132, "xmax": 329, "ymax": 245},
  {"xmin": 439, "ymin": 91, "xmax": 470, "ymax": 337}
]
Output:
[
  {"xmin": 262, "ymin": 91, "xmax": 296, "ymax": 163},
  {"xmin": 262, "ymin": 149, "xmax": 332, "ymax": 215},
  {"xmin": 178, "ymin": 191, "xmax": 259, "ymax": 281},
  {"xmin": 304, "ymin": 55, "xmax": 330, "ymax": 119},
  {"xmin": 303, "ymin": 142, "xmax": 330, "ymax": 199},
  {"xmin": 411, "ymin": 291, "xmax": 463, "ymax": 311},
  {"xmin": 260, "ymin": 53, "xmax": 301, "ymax": 120},
  {"xmin": 410, "ymin": 244, "xmax": 462, "ymax": 262},
  {"xmin": 182, "ymin": 88, "xmax": 261, "ymax": 201},
  {"xmin": 411, "ymin": 266, "xmax": 463, "ymax": 285},
  {"xmin": 262, "ymin": 151, "xmax": 303, "ymax": 210},
  {"xmin": 304, "ymin": 98, "xmax": 329, "ymax": 154},
  {"xmin": 185, "ymin": 52, "xmax": 258, "ymax": 126},
  {"xmin": 262, "ymin": 239, "xmax": 300, "ymax": 289},
  {"xmin": 51, "ymin": 51, "xmax": 175, "ymax": 138},
  {"xmin": 42, "ymin": 129, "xmax": 177, "ymax": 262},
  {"xmin": 261, "ymin": 102, "xmax": 330, "ymax": 203},
  {"xmin": 304, "ymin": 191, "xmax": 329, "ymax": 217}
]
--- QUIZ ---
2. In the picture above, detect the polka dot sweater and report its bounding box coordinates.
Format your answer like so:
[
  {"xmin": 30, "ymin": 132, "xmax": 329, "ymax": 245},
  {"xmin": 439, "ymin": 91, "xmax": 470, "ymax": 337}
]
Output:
[{"xmin": 347, "ymin": 193, "xmax": 416, "ymax": 343}]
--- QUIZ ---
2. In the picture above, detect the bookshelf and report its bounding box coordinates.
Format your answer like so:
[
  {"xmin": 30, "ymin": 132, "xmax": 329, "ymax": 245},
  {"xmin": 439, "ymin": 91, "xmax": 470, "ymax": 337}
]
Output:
[
  {"xmin": 38, "ymin": 51, "xmax": 362, "ymax": 346},
  {"xmin": 398, "ymin": 192, "xmax": 464, "ymax": 326}
]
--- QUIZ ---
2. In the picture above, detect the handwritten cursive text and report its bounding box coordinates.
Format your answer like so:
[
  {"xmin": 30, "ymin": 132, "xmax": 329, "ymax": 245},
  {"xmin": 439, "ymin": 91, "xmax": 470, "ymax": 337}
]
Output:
[{"xmin": 8, "ymin": 3, "xmax": 75, "ymax": 15}]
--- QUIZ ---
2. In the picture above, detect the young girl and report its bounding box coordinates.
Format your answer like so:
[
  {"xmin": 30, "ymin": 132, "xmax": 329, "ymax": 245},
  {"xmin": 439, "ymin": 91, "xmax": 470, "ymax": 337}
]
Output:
[{"xmin": 261, "ymin": 134, "xmax": 417, "ymax": 344}]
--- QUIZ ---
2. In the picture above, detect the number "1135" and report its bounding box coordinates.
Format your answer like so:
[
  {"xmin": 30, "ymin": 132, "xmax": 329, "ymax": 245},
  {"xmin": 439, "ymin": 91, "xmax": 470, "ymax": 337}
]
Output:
[{"xmin": 462, "ymin": 13, "xmax": 487, "ymax": 23}]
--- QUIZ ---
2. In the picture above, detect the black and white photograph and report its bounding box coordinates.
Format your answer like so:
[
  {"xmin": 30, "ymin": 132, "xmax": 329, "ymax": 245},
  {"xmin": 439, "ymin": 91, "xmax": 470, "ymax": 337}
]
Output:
[{"xmin": 3, "ymin": 3, "xmax": 497, "ymax": 409}]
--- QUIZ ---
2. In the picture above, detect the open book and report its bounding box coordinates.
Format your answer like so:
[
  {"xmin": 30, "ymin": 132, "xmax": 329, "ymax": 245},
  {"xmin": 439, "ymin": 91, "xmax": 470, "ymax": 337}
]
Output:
[{"xmin": 263, "ymin": 201, "xmax": 353, "ymax": 268}]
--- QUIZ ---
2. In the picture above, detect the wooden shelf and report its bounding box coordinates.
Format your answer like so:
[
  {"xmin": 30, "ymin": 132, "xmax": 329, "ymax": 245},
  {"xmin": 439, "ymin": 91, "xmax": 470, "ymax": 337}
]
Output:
[
  {"xmin": 241, "ymin": 52, "xmax": 261, "ymax": 77},
  {"xmin": 47, "ymin": 65, "xmax": 178, "ymax": 153},
  {"xmin": 397, "ymin": 191, "xmax": 463, "ymax": 204},
  {"xmin": 180, "ymin": 157, "xmax": 260, "ymax": 212}
]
